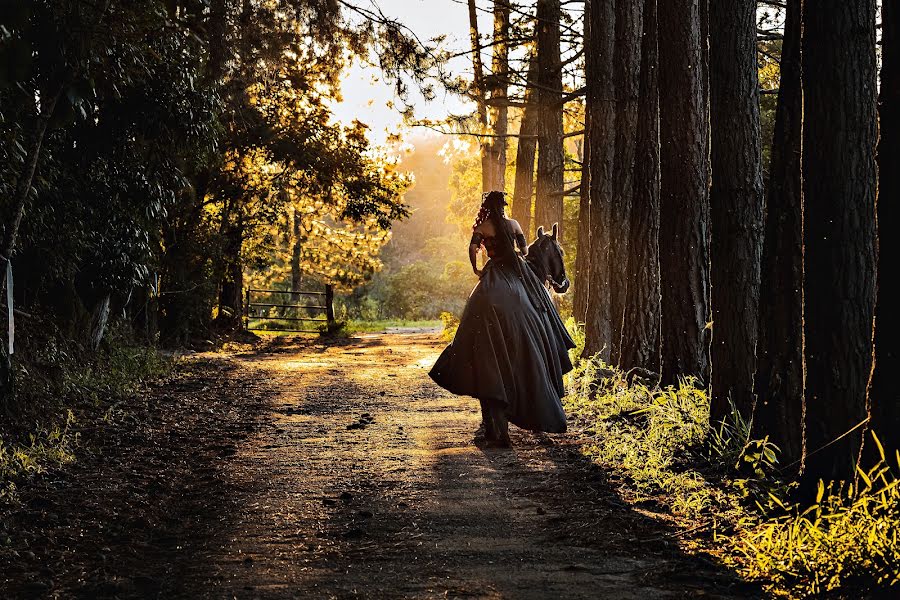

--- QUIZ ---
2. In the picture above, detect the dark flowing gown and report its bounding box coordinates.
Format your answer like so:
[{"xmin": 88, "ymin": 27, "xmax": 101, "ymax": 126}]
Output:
[{"xmin": 429, "ymin": 234, "xmax": 575, "ymax": 433}]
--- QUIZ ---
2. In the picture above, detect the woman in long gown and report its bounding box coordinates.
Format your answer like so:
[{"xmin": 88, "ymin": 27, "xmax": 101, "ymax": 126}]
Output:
[{"xmin": 429, "ymin": 191, "xmax": 575, "ymax": 447}]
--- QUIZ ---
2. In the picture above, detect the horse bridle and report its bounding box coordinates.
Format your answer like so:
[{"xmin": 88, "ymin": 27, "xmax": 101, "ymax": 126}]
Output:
[{"xmin": 527, "ymin": 238, "xmax": 569, "ymax": 291}]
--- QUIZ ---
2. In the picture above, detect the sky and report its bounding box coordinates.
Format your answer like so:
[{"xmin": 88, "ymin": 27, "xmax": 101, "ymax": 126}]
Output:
[{"xmin": 329, "ymin": 0, "xmax": 490, "ymax": 144}]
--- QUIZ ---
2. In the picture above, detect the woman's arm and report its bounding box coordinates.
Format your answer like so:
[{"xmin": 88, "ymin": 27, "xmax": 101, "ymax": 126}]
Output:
[
  {"xmin": 511, "ymin": 220, "xmax": 528, "ymax": 256},
  {"xmin": 469, "ymin": 232, "xmax": 484, "ymax": 276}
]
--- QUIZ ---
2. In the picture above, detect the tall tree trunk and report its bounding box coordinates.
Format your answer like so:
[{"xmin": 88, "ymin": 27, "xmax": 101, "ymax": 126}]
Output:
[
  {"xmin": 217, "ymin": 207, "xmax": 245, "ymax": 328},
  {"xmin": 657, "ymin": 0, "xmax": 710, "ymax": 384},
  {"xmin": 291, "ymin": 207, "xmax": 303, "ymax": 292},
  {"xmin": 607, "ymin": 0, "xmax": 644, "ymax": 367},
  {"xmin": 753, "ymin": 0, "xmax": 805, "ymax": 468},
  {"xmin": 869, "ymin": 0, "xmax": 899, "ymax": 460},
  {"xmin": 534, "ymin": 0, "xmax": 565, "ymax": 237},
  {"xmin": 1, "ymin": 87, "xmax": 62, "ymax": 269},
  {"xmin": 572, "ymin": 0, "xmax": 592, "ymax": 325},
  {"xmin": 467, "ymin": 0, "xmax": 491, "ymax": 192},
  {"xmin": 485, "ymin": 0, "xmax": 510, "ymax": 191},
  {"xmin": 708, "ymin": 0, "xmax": 765, "ymax": 423},
  {"xmin": 512, "ymin": 51, "xmax": 540, "ymax": 238},
  {"xmin": 581, "ymin": 0, "xmax": 615, "ymax": 360},
  {"xmin": 801, "ymin": 0, "xmax": 878, "ymax": 484},
  {"xmin": 619, "ymin": 0, "xmax": 660, "ymax": 374}
]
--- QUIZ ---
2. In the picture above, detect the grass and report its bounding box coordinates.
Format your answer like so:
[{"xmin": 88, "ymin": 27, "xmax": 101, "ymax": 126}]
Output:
[
  {"xmin": 562, "ymin": 318, "xmax": 900, "ymax": 598},
  {"xmin": 0, "ymin": 411, "xmax": 78, "ymax": 504},
  {"xmin": 247, "ymin": 318, "xmax": 442, "ymax": 336},
  {"xmin": 342, "ymin": 319, "xmax": 442, "ymax": 334}
]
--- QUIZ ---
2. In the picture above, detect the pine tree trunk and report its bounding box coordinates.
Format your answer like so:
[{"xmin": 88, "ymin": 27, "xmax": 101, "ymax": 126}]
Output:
[
  {"xmin": 708, "ymin": 0, "xmax": 764, "ymax": 423},
  {"xmin": 753, "ymin": 0, "xmax": 805, "ymax": 467},
  {"xmin": 870, "ymin": 0, "xmax": 899, "ymax": 459},
  {"xmin": 607, "ymin": 0, "xmax": 644, "ymax": 367},
  {"xmin": 485, "ymin": 0, "xmax": 510, "ymax": 191},
  {"xmin": 534, "ymin": 0, "xmax": 565, "ymax": 237},
  {"xmin": 802, "ymin": 0, "xmax": 878, "ymax": 484},
  {"xmin": 572, "ymin": 1, "xmax": 592, "ymax": 325},
  {"xmin": 467, "ymin": 0, "xmax": 491, "ymax": 192},
  {"xmin": 657, "ymin": 0, "xmax": 710, "ymax": 383},
  {"xmin": 581, "ymin": 0, "xmax": 615, "ymax": 360},
  {"xmin": 619, "ymin": 0, "xmax": 660, "ymax": 374},
  {"xmin": 512, "ymin": 52, "xmax": 540, "ymax": 238}
]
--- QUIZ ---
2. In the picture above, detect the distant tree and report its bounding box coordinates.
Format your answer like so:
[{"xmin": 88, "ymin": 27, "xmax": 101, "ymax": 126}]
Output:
[
  {"xmin": 801, "ymin": 0, "xmax": 878, "ymax": 484},
  {"xmin": 753, "ymin": 0, "xmax": 805, "ymax": 467},
  {"xmin": 708, "ymin": 0, "xmax": 765, "ymax": 423},
  {"xmin": 485, "ymin": 0, "xmax": 511, "ymax": 191},
  {"xmin": 466, "ymin": 0, "xmax": 508, "ymax": 192},
  {"xmin": 870, "ymin": 0, "xmax": 900, "ymax": 459},
  {"xmin": 657, "ymin": 0, "xmax": 710, "ymax": 384},
  {"xmin": 511, "ymin": 51, "xmax": 540, "ymax": 238}
]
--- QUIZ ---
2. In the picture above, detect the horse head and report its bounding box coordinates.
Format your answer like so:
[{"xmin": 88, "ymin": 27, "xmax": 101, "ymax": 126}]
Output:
[{"xmin": 527, "ymin": 223, "xmax": 569, "ymax": 293}]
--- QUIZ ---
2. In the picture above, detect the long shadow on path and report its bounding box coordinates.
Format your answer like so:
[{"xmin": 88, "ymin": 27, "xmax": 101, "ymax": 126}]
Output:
[{"xmin": 180, "ymin": 333, "xmax": 762, "ymax": 599}]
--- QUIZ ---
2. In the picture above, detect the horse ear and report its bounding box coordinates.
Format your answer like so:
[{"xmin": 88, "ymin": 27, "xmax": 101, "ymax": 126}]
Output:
[
  {"xmin": 551, "ymin": 223, "xmax": 559, "ymax": 240},
  {"xmin": 536, "ymin": 226, "xmax": 544, "ymax": 238}
]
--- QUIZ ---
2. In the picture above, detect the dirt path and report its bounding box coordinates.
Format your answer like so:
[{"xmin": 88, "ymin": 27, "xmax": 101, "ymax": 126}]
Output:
[
  {"xmin": 182, "ymin": 333, "xmax": 750, "ymax": 599},
  {"xmin": 1, "ymin": 332, "xmax": 757, "ymax": 599}
]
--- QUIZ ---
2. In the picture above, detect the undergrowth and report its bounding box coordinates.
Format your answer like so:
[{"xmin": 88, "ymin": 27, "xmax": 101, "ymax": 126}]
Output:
[
  {"xmin": 0, "ymin": 411, "xmax": 78, "ymax": 504},
  {"xmin": 1, "ymin": 319, "xmax": 171, "ymax": 504},
  {"xmin": 562, "ymin": 318, "xmax": 900, "ymax": 598}
]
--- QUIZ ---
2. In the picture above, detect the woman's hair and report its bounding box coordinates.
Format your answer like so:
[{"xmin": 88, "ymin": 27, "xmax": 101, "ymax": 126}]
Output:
[{"xmin": 472, "ymin": 191, "xmax": 515, "ymax": 250}]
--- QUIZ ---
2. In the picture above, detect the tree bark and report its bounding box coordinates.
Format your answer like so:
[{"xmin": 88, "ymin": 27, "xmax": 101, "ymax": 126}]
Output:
[
  {"xmin": 581, "ymin": 0, "xmax": 616, "ymax": 360},
  {"xmin": 801, "ymin": 0, "xmax": 878, "ymax": 484},
  {"xmin": 619, "ymin": 0, "xmax": 660, "ymax": 374},
  {"xmin": 572, "ymin": 0, "xmax": 592, "ymax": 325},
  {"xmin": 534, "ymin": 0, "xmax": 565, "ymax": 237},
  {"xmin": 657, "ymin": 0, "xmax": 710, "ymax": 384},
  {"xmin": 512, "ymin": 51, "xmax": 540, "ymax": 238},
  {"xmin": 467, "ymin": 0, "xmax": 492, "ymax": 192},
  {"xmin": 217, "ymin": 206, "xmax": 245, "ymax": 328},
  {"xmin": 607, "ymin": 0, "xmax": 644, "ymax": 367},
  {"xmin": 753, "ymin": 0, "xmax": 805, "ymax": 468},
  {"xmin": 869, "ymin": 0, "xmax": 900, "ymax": 460},
  {"xmin": 484, "ymin": 0, "xmax": 510, "ymax": 191},
  {"xmin": 708, "ymin": 0, "xmax": 765, "ymax": 423},
  {"xmin": 291, "ymin": 207, "xmax": 303, "ymax": 292}
]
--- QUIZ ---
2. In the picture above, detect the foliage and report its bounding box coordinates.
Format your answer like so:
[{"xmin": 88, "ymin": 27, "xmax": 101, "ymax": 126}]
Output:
[
  {"xmin": 728, "ymin": 434, "xmax": 900, "ymax": 597},
  {"xmin": 0, "ymin": 411, "xmax": 77, "ymax": 504},
  {"xmin": 439, "ymin": 311, "xmax": 460, "ymax": 342},
  {"xmin": 1, "ymin": 319, "xmax": 171, "ymax": 503},
  {"xmin": 563, "ymin": 321, "xmax": 899, "ymax": 597}
]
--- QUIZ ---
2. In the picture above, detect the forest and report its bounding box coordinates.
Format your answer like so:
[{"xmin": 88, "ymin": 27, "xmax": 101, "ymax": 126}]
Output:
[{"xmin": 1, "ymin": 0, "xmax": 898, "ymax": 598}]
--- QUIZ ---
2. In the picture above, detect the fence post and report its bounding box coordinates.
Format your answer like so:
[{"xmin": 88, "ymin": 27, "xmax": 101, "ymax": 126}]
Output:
[
  {"xmin": 325, "ymin": 284, "xmax": 335, "ymax": 325},
  {"xmin": 244, "ymin": 288, "xmax": 250, "ymax": 330}
]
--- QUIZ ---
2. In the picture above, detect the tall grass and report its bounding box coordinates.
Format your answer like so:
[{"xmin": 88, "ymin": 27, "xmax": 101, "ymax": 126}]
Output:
[{"xmin": 563, "ymin": 319, "xmax": 900, "ymax": 597}]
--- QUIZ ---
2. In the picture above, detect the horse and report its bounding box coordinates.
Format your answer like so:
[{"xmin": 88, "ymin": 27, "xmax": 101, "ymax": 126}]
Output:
[{"xmin": 525, "ymin": 223, "xmax": 570, "ymax": 294}]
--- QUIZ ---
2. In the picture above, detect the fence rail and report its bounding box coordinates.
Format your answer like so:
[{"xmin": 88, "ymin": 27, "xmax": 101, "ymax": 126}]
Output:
[{"xmin": 243, "ymin": 285, "xmax": 335, "ymax": 333}]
